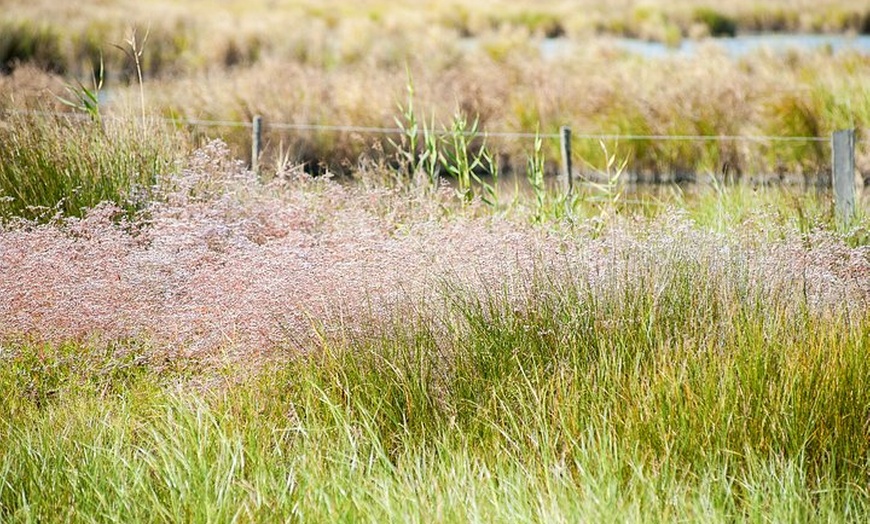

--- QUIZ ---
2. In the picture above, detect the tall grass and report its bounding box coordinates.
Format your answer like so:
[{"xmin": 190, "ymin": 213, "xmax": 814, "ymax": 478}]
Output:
[
  {"xmin": 3, "ymin": 2, "xmax": 869, "ymax": 179},
  {"xmin": 1, "ymin": 252, "xmax": 868, "ymax": 521},
  {"xmin": 0, "ymin": 20, "xmax": 65, "ymax": 75},
  {"xmin": 2, "ymin": 1, "xmax": 868, "ymax": 78},
  {"xmin": 122, "ymin": 44, "xmax": 869, "ymax": 179},
  {"xmin": 0, "ymin": 112, "xmax": 185, "ymax": 221},
  {"xmin": 1, "ymin": 140, "xmax": 869, "ymax": 520}
]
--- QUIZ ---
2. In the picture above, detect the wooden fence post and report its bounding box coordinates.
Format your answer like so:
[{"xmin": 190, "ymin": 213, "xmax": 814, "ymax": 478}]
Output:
[
  {"xmin": 252, "ymin": 115, "xmax": 263, "ymax": 176},
  {"xmin": 560, "ymin": 126, "xmax": 573, "ymax": 194},
  {"xmin": 832, "ymin": 129, "xmax": 856, "ymax": 225}
]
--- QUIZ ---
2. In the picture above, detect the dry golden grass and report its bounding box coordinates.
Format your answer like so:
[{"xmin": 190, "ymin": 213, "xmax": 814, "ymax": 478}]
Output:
[
  {"xmin": 4, "ymin": 0, "xmax": 867, "ymax": 37},
  {"xmin": 1, "ymin": 0, "xmax": 867, "ymax": 79},
  {"xmin": 1, "ymin": 0, "xmax": 868, "ymax": 180},
  {"xmin": 114, "ymin": 44, "xmax": 866, "ymax": 181}
]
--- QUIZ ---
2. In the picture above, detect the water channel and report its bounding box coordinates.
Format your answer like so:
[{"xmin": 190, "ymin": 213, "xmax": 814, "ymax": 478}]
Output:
[{"xmin": 538, "ymin": 34, "xmax": 870, "ymax": 59}]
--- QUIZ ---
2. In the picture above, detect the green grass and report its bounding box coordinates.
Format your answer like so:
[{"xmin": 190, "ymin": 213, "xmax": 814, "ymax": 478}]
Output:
[
  {"xmin": 2, "ymin": 259, "xmax": 868, "ymax": 522},
  {"xmin": 0, "ymin": 112, "xmax": 185, "ymax": 222},
  {"xmin": 0, "ymin": 72, "xmax": 868, "ymax": 520},
  {"xmin": 692, "ymin": 8, "xmax": 738, "ymax": 37},
  {"xmin": 0, "ymin": 20, "xmax": 66, "ymax": 75}
]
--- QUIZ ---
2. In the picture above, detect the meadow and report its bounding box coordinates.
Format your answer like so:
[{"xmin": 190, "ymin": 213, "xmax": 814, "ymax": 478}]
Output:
[
  {"xmin": 2, "ymin": 1, "xmax": 870, "ymax": 522},
  {"xmin": 1, "ymin": 122, "xmax": 868, "ymax": 521}
]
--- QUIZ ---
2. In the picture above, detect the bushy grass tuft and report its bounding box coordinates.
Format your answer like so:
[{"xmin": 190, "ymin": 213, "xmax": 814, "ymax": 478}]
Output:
[
  {"xmin": 0, "ymin": 20, "xmax": 65, "ymax": 75},
  {"xmin": 693, "ymin": 8, "xmax": 738, "ymax": 37},
  {"xmin": 0, "ymin": 112, "xmax": 185, "ymax": 221}
]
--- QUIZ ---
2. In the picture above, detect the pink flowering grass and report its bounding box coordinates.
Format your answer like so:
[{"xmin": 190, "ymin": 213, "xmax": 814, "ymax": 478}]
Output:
[
  {"xmin": 2, "ymin": 141, "xmax": 870, "ymax": 522},
  {"xmin": 1, "ymin": 141, "xmax": 867, "ymax": 368}
]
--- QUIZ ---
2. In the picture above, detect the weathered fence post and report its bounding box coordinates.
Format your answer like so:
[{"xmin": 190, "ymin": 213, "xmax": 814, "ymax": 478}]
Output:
[
  {"xmin": 560, "ymin": 126, "xmax": 573, "ymax": 194},
  {"xmin": 832, "ymin": 129, "xmax": 856, "ymax": 225},
  {"xmin": 252, "ymin": 115, "xmax": 263, "ymax": 176}
]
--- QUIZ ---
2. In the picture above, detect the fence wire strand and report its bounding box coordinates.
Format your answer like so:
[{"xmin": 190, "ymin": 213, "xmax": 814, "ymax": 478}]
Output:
[{"xmin": 4, "ymin": 109, "xmax": 831, "ymax": 143}]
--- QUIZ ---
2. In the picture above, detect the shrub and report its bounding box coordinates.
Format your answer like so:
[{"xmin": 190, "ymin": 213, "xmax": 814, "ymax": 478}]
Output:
[
  {"xmin": 0, "ymin": 21, "xmax": 65, "ymax": 74},
  {"xmin": 693, "ymin": 8, "xmax": 738, "ymax": 37},
  {"xmin": 0, "ymin": 112, "xmax": 185, "ymax": 221}
]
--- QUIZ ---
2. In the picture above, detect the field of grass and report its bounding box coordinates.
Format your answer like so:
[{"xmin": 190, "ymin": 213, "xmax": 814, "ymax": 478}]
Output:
[
  {"xmin": 2, "ymin": 1, "xmax": 870, "ymax": 521},
  {"xmin": 0, "ymin": 130, "xmax": 869, "ymax": 520}
]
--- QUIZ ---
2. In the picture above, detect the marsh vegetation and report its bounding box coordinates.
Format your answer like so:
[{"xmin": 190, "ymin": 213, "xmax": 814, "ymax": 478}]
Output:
[{"xmin": 1, "ymin": 1, "xmax": 869, "ymax": 522}]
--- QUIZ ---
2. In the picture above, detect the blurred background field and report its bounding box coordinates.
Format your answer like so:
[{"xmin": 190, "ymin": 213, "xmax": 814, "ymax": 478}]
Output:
[{"xmin": 1, "ymin": 0, "xmax": 869, "ymax": 181}]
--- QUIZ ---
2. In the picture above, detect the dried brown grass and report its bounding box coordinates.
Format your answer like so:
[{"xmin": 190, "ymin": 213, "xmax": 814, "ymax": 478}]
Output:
[
  {"xmin": 2, "ymin": 1, "xmax": 868, "ymax": 182},
  {"xmin": 126, "ymin": 44, "xmax": 869, "ymax": 179}
]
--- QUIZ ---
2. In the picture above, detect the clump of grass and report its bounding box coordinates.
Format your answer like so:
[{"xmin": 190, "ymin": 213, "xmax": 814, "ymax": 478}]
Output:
[
  {"xmin": 0, "ymin": 18, "xmax": 198, "ymax": 83},
  {"xmin": 692, "ymin": 8, "xmax": 739, "ymax": 37},
  {"xmin": 0, "ymin": 20, "xmax": 65, "ymax": 75},
  {"xmin": 742, "ymin": 6, "xmax": 802, "ymax": 32},
  {"xmin": 526, "ymin": 131, "xmax": 547, "ymax": 220},
  {"xmin": 499, "ymin": 10, "xmax": 566, "ymax": 38},
  {"xmin": 440, "ymin": 112, "xmax": 496, "ymax": 204},
  {"xmin": 0, "ymin": 111, "xmax": 185, "ymax": 221}
]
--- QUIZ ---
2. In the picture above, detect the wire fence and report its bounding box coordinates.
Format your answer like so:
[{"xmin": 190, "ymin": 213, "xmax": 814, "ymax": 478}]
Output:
[
  {"xmin": 2, "ymin": 107, "xmax": 858, "ymax": 220},
  {"xmin": 4, "ymin": 109, "xmax": 831, "ymax": 142},
  {"xmin": 154, "ymin": 118, "xmax": 835, "ymax": 143}
]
